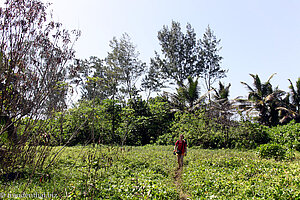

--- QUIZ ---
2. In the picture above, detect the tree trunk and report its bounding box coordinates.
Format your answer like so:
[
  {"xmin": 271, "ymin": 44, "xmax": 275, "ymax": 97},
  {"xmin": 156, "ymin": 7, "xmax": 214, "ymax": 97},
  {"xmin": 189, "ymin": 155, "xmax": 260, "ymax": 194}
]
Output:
[{"xmin": 0, "ymin": 115, "xmax": 17, "ymax": 144}]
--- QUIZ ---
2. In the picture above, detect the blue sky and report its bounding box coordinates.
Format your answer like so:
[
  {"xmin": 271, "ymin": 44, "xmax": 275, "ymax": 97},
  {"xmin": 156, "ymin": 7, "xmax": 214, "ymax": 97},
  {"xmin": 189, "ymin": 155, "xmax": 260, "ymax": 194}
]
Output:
[{"xmin": 45, "ymin": 0, "xmax": 300, "ymax": 99}]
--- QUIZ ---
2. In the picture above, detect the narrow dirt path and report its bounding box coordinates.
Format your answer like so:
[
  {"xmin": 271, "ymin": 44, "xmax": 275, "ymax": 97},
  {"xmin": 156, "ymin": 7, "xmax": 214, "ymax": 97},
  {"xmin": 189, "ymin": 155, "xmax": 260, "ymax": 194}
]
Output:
[{"xmin": 174, "ymin": 167, "xmax": 190, "ymax": 200}]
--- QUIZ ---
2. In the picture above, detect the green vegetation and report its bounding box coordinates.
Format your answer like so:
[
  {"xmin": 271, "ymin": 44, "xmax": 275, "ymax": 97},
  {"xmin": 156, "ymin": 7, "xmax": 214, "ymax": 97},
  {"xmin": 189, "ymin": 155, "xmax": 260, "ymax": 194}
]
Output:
[
  {"xmin": 1, "ymin": 146, "xmax": 299, "ymax": 199},
  {"xmin": 258, "ymin": 143, "xmax": 288, "ymax": 161},
  {"xmin": 1, "ymin": 1, "xmax": 300, "ymax": 199},
  {"xmin": 0, "ymin": 146, "xmax": 178, "ymax": 199},
  {"xmin": 183, "ymin": 148, "xmax": 300, "ymax": 199}
]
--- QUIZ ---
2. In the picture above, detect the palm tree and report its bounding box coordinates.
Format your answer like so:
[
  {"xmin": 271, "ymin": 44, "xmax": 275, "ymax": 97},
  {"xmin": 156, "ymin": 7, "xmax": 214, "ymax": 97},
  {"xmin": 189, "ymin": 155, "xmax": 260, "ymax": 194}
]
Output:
[
  {"xmin": 177, "ymin": 76, "xmax": 200, "ymax": 108},
  {"xmin": 204, "ymin": 81, "xmax": 236, "ymax": 148},
  {"xmin": 213, "ymin": 81, "xmax": 231, "ymax": 103},
  {"xmin": 288, "ymin": 78, "xmax": 300, "ymax": 113},
  {"xmin": 239, "ymin": 73, "xmax": 285, "ymax": 126},
  {"xmin": 163, "ymin": 76, "xmax": 206, "ymax": 112},
  {"xmin": 277, "ymin": 78, "xmax": 300, "ymax": 124},
  {"xmin": 211, "ymin": 81, "xmax": 233, "ymax": 122},
  {"xmin": 241, "ymin": 74, "xmax": 274, "ymax": 102}
]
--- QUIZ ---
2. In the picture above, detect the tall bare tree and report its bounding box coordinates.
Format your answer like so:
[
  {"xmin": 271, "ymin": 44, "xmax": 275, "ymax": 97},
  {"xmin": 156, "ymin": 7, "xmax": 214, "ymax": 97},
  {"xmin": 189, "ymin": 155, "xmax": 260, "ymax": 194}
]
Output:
[{"xmin": 0, "ymin": 0, "xmax": 80, "ymax": 173}]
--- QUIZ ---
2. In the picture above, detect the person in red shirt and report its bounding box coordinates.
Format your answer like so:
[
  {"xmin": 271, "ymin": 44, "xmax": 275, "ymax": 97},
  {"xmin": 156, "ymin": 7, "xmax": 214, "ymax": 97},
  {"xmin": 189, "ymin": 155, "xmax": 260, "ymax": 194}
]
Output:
[{"xmin": 174, "ymin": 134, "xmax": 187, "ymax": 168}]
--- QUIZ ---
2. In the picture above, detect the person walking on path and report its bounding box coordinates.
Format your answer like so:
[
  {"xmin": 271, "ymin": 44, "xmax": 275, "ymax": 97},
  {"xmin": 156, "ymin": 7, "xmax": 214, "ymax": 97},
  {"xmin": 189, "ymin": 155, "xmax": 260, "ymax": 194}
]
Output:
[{"xmin": 174, "ymin": 134, "xmax": 187, "ymax": 169}]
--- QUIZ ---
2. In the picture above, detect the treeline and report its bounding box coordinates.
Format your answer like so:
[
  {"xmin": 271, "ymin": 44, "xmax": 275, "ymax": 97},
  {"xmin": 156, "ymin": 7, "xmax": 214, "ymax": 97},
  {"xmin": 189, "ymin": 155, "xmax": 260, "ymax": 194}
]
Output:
[{"xmin": 30, "ymin": 93, "xmax": 300, "ymax": 152}]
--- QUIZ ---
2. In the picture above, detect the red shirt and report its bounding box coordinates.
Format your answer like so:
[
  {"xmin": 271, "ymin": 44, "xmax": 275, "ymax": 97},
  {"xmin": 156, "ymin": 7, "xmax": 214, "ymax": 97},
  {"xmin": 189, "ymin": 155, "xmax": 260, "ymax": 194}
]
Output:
[{"xmin": 175, "ymin": 140, "xmax": 187, "ymax": 154}]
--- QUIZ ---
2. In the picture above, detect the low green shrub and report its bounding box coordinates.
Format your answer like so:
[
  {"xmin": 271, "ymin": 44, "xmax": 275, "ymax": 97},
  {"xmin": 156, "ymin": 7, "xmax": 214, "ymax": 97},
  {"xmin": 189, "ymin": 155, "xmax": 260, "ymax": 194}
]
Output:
[
  {"xmin": 258, "ymin": 143, "xmax": 288, "ymax": 160},
  {"xmin": 266, "ymin": 120, "xmax": 300, "ymax": 152}
]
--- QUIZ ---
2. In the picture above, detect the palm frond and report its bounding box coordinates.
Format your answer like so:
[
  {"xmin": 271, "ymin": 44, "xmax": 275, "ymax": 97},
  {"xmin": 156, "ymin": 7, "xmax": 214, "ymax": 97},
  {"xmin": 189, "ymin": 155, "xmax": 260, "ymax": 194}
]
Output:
[
  {"xmin": 241, "ymin": 81, "xmax": 254, "ymax": 93},
  {"xmin": 266, "ymin": 73, "xmax": 277, "ymax": 83}
]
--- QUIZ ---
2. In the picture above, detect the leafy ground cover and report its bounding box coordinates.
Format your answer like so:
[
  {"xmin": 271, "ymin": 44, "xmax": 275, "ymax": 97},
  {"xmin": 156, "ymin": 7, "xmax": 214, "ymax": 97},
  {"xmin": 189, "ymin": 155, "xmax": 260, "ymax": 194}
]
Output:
[
  {"xmin": 183, "ymin": 148, "xmax": 300, "ymax": 199},
  {"xmin": 0, "ymin": 146, "xmax": 299, "ymax": 199},
  {"xmin": 0, "ymin": 145, "xmax": 178, "ymax": 199}
]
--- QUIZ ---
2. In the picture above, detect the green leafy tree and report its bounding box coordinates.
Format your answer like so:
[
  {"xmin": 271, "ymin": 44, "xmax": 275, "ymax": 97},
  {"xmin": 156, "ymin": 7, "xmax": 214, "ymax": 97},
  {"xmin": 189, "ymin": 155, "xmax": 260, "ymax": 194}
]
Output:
[
  {"xmin": 152, "ymin": 22, "xmax": 226, "ymax": 109},
  {"xmin": 141, "ymin": 62, "xmax": 165, "ymax": 101},
  {"xmin": 78, "ymin": 34, "xmax": 145, "ymax": 141},
  {"xmin": 78, "ymin": 57, "xmax": 110, "ymax": 101},
  {"xmin": 77, "ymin": 56, "xmax": 124, "ymax": 143},
  {"xmin": 106, "ymin": 33, "xmax": 145, "ymax": 101},
  {"xmin": 199, "ymin": 26, "xmax": 227, "ymax": 104},
  {"xmin": 151, "ymin": 21, "xmax": 200, "ymax": 87}
]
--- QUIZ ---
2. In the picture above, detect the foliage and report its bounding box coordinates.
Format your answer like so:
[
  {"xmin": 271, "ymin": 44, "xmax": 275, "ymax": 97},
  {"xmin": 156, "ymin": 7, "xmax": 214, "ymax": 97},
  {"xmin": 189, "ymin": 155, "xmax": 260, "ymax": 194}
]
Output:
[
  {"xmin": 152, "ymin": 22, "xmax": 226, "ymax": 94},
  {"xmin": 230, "ymin": 120, "xmax": 269, "ymax": 149},
  {"xmin": 151, "ymin": 21, "xmax": 200, "ymax": 87},
  {"xmin": 56, "ymin": 99, "xmax": 122, "ymax": 145},
  {"xmin": 78, "ymin": 57, "xmax": 110, "ymax": 101},
  {"xmin": 1, "ymin": 146, "xmax": 299, "ymax": 199},
  {"xmin": 210, "ymin": 81, "xmax": 233, "ymax": 134},
  {"xmin": 176, "ymin": 76, "xmax": 200, "ymax": 109},
  {"xmin": 258, "ymin": 143, "xmax": 288, "ymax": 161},
  {"xmin": 199, "ymin": 26, "xmax": 227, "ymax": 103},
  {"xmin": 77, "ymin": 34, "xmax": 145, "ymax": 103},
  {"xmin": 279, "ymin": 78, "xmax": 300, "ymax": 123},
  {"xmin": 117, "ymin": 96, "xmax": 173, "ymax": 145},
  {"xmin": 266, "ymin": 120, "xmax": 300, "ymax": 152},
  {"xmin": 239, "ymin": 74, "xmax": 289, "ymax": 127},
  {"xmin": 213, "ymin": 81, "xmax": 231, "ymax": 101},
  {"xmin": 106, "ymin": 33, "xmax": 145, "ymax": 100},
  {"xmin": 162, "ymin": 110, "xmax": 268, "ymax": 149},
  {"xmin": 183, "ymin": 148, "xmax": 300, "ymax": 199},
  {"xmin": 25, "ymin": 96, "xmax": 173, "ymax": 146},
  {"xmin": 141, "ymin": 61, "xmax": 165, "ymax": 100},
  {"xmin": 288, "ymin": 78, "xmax": 300, "ymax": 113},
  {"xmin": 0, "ymin": 145, "xmax": 179, "ymax": 199},
  {"xmin": 0, "ymin": 0, "xmax": 80, "ymax": 119}
]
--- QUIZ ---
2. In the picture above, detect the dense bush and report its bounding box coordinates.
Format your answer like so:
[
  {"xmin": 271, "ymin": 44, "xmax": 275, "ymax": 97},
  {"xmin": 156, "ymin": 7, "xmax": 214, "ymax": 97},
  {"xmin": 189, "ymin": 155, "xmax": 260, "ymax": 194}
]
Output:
[
  {"xmin": 230, "ymin": 120, "xmax": 269, "ymax": 149},
  {"xmin": 19, "ymin": 97, "xmax": 173, "ymax": 146},
  {"xmin": 119, "ymin": 97, "xmax": 173, "ymax": 145},
  {"xmin": 258, "ymin": 143, "xmax": 288, "ymax": 160},
  {"xmin": 49, "ymin": 99, "xmax": 121, "ymax": 146},
  {"xmin": 159, "ymin": 110, "xmax": 269, "ymax": 149},
  {"xmin": 18, "ymin": 97, "xmax": 300, "ymax": 149},
  {"xmin": 266, "ymin": 120, "xmax": 300, "ymax": 152}
]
